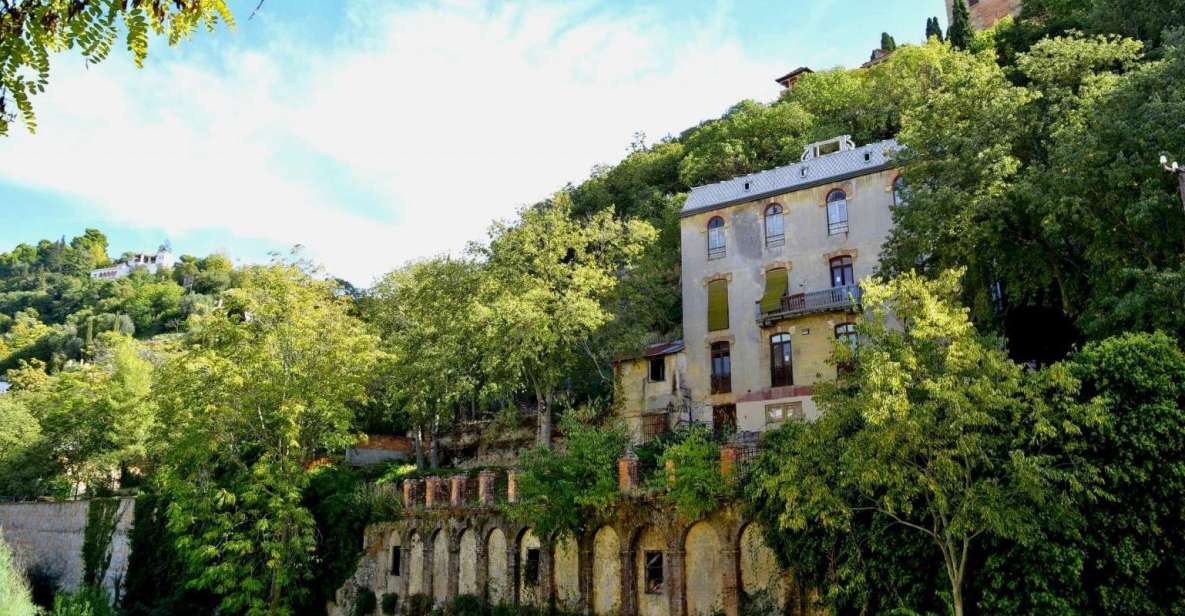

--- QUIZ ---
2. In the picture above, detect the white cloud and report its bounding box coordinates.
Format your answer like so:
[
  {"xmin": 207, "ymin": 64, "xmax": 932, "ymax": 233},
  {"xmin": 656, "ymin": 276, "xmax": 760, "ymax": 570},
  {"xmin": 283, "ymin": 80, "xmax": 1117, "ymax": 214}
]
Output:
[{"xmin": 0, "ymin": 1, "xmax": 784, "ymax": 284}]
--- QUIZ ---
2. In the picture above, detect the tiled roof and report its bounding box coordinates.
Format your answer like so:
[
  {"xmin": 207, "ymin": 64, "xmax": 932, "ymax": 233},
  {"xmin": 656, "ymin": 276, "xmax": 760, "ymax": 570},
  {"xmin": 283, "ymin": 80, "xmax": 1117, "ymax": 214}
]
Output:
[
  {"xmin": 613, "ymin": 339, "xmax": 685, "ymax": 364},
  {"xmin": 682, "ymin": 139, "xmax": 901, "ymax": 217}
]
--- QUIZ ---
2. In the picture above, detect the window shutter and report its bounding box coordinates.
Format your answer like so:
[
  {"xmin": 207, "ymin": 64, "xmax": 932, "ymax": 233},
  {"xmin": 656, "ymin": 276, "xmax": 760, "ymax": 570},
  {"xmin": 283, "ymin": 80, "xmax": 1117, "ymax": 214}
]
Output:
[
  {"xmin": 759, "ymin": 269, "xmax": 788, "ymax": 313},
  {"xmin": 707, "ymin": 280, "xmax": 729, "ymax": 332}
]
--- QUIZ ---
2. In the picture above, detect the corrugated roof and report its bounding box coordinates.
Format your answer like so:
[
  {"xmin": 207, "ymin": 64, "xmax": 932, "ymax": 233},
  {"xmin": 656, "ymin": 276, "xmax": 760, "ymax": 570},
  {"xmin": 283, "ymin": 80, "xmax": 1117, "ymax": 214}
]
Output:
[
  {"xmin": 613, "ymin": 339, "xmax": 685, "ymax": 364},
  {"xmin": 682, "ymin": 139, "xmax": 901, "ymax": 217}
]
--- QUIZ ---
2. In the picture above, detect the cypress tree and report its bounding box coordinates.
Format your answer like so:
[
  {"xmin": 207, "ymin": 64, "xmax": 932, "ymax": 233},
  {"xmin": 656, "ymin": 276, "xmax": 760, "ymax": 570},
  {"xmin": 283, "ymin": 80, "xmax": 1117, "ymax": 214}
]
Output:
[
  {"xmin": 926, "ymin": 16, "xmax": 944, "ymax": 41},
  {"xmin": 947, "ymin": 0, "xmax": 974, "ymax": 49},
  {"xmin": 880, "ymin": 32, "xmax": 898, "ymax": 52}
]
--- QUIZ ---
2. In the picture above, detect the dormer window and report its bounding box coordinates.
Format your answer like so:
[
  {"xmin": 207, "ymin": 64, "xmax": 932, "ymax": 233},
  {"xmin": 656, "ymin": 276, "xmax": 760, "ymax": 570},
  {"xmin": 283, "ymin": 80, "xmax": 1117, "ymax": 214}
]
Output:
[
  {"xmin": 801, "ymin": 135, "xmax": 856, "ymax": 161},
  {"xmin": 743, "ymin": 181, "xmax": 751, "ymax": 191}
]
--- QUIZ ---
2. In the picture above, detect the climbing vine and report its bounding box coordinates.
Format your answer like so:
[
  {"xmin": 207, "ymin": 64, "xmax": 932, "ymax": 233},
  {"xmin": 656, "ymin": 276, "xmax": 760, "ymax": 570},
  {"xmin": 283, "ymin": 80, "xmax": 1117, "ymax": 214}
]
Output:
[{"xmin": 81, "ymin": 497, "xmax": 122, "ymax": 588}]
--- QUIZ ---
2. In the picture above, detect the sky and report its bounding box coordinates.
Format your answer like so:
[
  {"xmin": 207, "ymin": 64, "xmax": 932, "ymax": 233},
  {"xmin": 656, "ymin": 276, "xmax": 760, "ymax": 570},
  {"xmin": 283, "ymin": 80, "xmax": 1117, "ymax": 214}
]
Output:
[{"xmin": 0, "ymin": 0, "xmax": 947, "ymax": 285}]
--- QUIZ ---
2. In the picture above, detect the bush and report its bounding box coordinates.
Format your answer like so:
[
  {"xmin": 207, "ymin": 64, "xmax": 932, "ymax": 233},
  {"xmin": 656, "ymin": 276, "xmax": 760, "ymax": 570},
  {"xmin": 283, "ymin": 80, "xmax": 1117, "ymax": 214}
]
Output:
[
  {"xmin": 401, "ymin": 593, "xmax": 433, "ymax": 616},
  {"xmin": 352, "ymin": 588, "xmax": 377, "ymax": 616},
  {"xmin": 49, "ymin": 586, "xmax": 116, "ymax": 616},
  {"xmin": 0, "ymin": 532, "xmax": 37, "ymax": 616},
  {"xmin": 381, "ymin": 592, "xmax": 400, "ymax": 615},
  {"xmin": 443, "ymin": 594, "xmax": 483, "ymax": 616},
  {"xmin": 654, "ymin": 426, "xmax": 730, "ymax": 520}
]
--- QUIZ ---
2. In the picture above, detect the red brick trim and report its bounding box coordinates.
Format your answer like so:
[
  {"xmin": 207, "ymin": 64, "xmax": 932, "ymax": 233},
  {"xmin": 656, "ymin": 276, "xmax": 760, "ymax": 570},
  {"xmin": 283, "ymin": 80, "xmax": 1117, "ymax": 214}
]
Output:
[{"xmin": 736, "ymin": 385, "xmax": 815, "ymax": 403}]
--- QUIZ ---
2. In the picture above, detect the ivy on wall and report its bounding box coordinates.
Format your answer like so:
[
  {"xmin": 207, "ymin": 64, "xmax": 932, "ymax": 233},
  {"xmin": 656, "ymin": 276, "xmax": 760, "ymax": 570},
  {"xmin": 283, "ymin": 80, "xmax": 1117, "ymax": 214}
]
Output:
[{"xmin": 81, "ymin": 497, "xmax": 122, "ymax": 589}]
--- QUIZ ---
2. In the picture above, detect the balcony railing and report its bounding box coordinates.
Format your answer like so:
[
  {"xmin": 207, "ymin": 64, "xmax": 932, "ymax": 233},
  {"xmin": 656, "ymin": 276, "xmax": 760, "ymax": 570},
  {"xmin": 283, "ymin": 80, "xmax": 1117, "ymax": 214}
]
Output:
[{"xmin": 757, "ymin": 284, "xmax": 862, "ymax": 326}]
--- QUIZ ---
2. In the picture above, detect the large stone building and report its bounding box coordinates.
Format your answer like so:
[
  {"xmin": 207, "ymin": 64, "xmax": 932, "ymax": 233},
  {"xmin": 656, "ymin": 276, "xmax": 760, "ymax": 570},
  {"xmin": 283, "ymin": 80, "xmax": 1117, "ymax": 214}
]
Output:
[
  {"xmin": 615, "ymin": 135, "xmax": 901, "ymax": 444},
  {"xmin": 947, "ymin": 0, "xmax": 1022, "ymax": 31}
]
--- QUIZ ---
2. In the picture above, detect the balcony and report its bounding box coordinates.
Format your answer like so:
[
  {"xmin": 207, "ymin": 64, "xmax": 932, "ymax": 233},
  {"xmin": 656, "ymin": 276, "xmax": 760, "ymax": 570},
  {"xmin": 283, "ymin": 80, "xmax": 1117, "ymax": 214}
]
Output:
[{"xmin": 757, "ymin": 284, "xmax": 862, "ymax": 326}]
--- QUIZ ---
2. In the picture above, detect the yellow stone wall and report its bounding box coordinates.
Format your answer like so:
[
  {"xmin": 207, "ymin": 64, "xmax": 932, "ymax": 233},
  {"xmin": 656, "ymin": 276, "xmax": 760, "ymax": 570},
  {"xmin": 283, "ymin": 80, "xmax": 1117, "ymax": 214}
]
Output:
[
  {"xmin": 615, "ymin": 351, "xmax": 688, "ymax": 444},
  {"xmin": 740, "ymin": 523, "xmax": 788, "ymax": 609},
  {"xmin": 555, "ymin": 536, "xmax": 582, "ymax": 611},
  {"xmin": 487, "ymin": 528, "xmax": 508, "ymax": 604},
  {"xmin": 635, "ymin": 526, "xmax": 669, "ymax": 616},
  {"xmin": 518, "ymin": 529, "xmax": 544, "ymax": 606},
  {"xmin": 459, "ymin": 528, "xmax": 478, "ymax": 595},
  {"xmin": 593, "ymin": 526, "xmax": 622, "ymax": 615},
  {"xmin": 685, "ymin": 522, "xmax": 724, "ymax": 615},
  {"xmin": 408, "ymin": 532, "xmax": 424, "ymax": 595},
  {"xmin": 432, "ymin": 530, "xmax": 448, "ymax": 604}
]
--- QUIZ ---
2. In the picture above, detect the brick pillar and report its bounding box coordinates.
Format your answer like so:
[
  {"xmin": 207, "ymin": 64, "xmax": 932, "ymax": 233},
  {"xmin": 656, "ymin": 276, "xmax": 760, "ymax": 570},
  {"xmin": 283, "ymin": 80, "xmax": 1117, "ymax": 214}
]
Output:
[
  {"xmin": 721, "ymin": 531, "xmax": 741, "ymax": 616},
  {"xmin": 403, "ymin": 479, "xmax": 414, "ymax": 508},
  {"xmin": 618, "ymin": 454, "xmax": 639, "ymax": 494},
  {"xmin": 478, "ymin": 470, "xmax": 497, "ymax": 506},
  {"xmin": 426, "ymin": 477, "xmax": 443, "ymax": 508},
  {"xmin": 619, "ymin": 543, "xmax": 637, "ymax": 616},
  {"xmin": 507, "ymin": 471, "xmax": 519, "ymax": 504},
  {"xmin": 720, "ymin": 445, "xmax": 741, "ymax": 481},
  {"xmin": 665, "ymin": 458, "xmax": 677, "ymax": 486},
  {"xmin": 475, "ymin": 529, "xmax": 489, "ymax": 603},
  {"xmin": 447, "ymin": 530, "xmax": 461, "ymax": 603},
  {"xmin": 668, "ymin": 546, "xmax": 687, "ymax": 616},
  {"xmin": 578, "ymin": 533, "xmax": 594, "ymax": 615},
  {"xmin": 450, "ymin": 475, "xmax": 466, "ymax": 508}
]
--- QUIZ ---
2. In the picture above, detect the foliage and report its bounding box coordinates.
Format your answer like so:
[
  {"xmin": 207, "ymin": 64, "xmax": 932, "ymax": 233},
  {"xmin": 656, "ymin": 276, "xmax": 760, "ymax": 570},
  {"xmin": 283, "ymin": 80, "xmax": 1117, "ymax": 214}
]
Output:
[
  {"xmin": 652, "ymin": 427, "xmax": 729, "ymax": 521},
  {"xmin": 441, "ymin": 594, "xmax": 483, "ymax": 616},
  {"xmin": 380, "ymin": 592, "xmax": 399, "ymax": 615},
  {"xmin": 121, "ymin": 492, "xmax": 218, "ymax": 616},
  {"xmin": 751, "ymin": 272, "xmax": 1100, "ymax": 616},
  {"xmin": 152, "ymin": 262, "xmax": 380, "ymax": 616},
  {"xmin": 351, "ymin": 588, "xmax": 376, "ymax": 616},
  {"xmin": 0, "ymin": 0, "xmax": 234, "ymax": 135},
  {"xmin": 947, "ymin": 0, "xmax": 974, "ymax": 49},
  {"xmin": 506, "ymin": 416, "xmax": 626, "ymax": 540},
  {"xmin": 48, "ymin": 586, "xmax": 115, "ymax": 616},
  {"xmin": 477, "ymin": 195, "xmax": 656, "ymax": 447},
  {"xmin": 0, "ymin": 531, "xmax": 37, "ymax": 616},
  {"xmin": 400, "ymin": 594, "xmax": 432, "ymax": 616},
  {"xmin": 81, "ymin": 498, "xmax": 121, "ymax": 589},
  {"xmin": 925, "ymin": 17, "xmax": 944, "ymax": 42}
]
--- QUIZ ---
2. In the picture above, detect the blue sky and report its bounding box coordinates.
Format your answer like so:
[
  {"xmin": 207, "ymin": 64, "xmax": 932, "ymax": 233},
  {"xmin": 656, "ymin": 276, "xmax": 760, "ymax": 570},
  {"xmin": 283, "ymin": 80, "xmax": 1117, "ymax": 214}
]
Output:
[{"xmin": 0, "ymin": 0, "xmax": 947, "ymax": 284}]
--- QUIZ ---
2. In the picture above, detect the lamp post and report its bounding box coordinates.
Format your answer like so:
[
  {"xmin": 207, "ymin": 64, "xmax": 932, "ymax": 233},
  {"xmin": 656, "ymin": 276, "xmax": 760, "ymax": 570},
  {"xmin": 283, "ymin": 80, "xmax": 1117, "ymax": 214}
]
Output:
[{"xmin": 1163, "ymin": 155, "xmax": 1185, "ymax": 215}]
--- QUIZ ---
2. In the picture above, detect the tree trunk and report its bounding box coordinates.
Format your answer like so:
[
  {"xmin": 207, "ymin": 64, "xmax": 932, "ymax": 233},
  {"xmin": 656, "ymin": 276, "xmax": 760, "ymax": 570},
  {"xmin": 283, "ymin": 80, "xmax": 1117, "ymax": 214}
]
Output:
[
  {"xmin": 536, "ymin": 388, "xmax": 553, "ymax": 449},
  {"xmin": 429, "ymin": 428, "xmax": 440, "ymax": 469},
  {"xmin": 414, "ymin": 426, "xmax": 425, "ymax": 469},
  {"xmin": 1177, "ymin": 172, "xmax": 1185, "ymax": 219}
]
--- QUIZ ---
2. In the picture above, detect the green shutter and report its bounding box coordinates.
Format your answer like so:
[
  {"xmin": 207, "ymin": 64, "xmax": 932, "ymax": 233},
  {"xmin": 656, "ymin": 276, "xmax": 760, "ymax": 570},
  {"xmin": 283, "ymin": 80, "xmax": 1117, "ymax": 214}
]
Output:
[
  {"xmin": 708, "ymin": 280, "xmax": 729, "ymax": 332},
  {"xmin": 759, "ymin": 268, "xmax": 788, "ymax": 314}
]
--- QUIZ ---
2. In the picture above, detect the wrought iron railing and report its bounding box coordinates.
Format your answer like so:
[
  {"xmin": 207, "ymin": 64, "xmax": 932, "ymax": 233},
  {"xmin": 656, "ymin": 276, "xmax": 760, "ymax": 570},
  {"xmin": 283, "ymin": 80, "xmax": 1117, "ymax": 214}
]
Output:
[{"xmin": 757, "ymin": 284, "xmax": 862, "ymax": 325}]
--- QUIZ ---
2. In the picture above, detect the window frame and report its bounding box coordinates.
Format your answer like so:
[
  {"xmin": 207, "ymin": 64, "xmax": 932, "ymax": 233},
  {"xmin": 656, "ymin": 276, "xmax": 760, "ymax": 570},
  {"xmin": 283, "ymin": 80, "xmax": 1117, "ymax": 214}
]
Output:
[
  {"xmin": 644, "ymin": 550, "xmax": 664, "ymax": 594},
  {"xmin": 826, "ymin": 190, "xmax": 849, "ymax": 235},
  {"xmin": 524, "ymin": 547, "xmax": 541, "ymax": 586},
  {"xmin": 770, "ymin": 333, "xmax": 793, "ymax": 388},
  {"xmin": 764, "ymin": 203, "xmax": 785, "ymax": 247},
  {"xmin": 830, "ymin": 255, "xmax": 855, "ymax": 288},
  {"xmin": 710, "ymin": 341, "xmax": 732, "ymax": 394},
  {"xmin": 765, "ymin": 401, "xmax": 804, "ymax": 426},
  {"xmin": 707, "ymin": 216, "xmax": 726, "ymax": 260},
  {"xmin": 648, "ymin": 356, "xmax": 666, "ymax": 382}
]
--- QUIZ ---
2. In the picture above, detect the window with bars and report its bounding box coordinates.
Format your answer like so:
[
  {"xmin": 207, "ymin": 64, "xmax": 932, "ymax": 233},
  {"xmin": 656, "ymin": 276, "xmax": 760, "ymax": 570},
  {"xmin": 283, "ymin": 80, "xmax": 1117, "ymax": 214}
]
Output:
[
  {"xmin": 707, "ymin": 216, "xmax": 726, "ymax": 259},
  {"xmin": 770, "ymin": 333, "xmax": 793, "ymax": 387},
  {"xmin": 644, "ymin": 551, "xmax": 664, "ymax": 594},
  {"xmin": 826, "ymin": 190, "xmax": 849, "ymax": 235},
  {"xmin": 764, "ymin": 204, "xmax": 785, "ymax": 246},
  {"xmin": 642, "ymin": 413, "xmax": 669, "ymax": 440},
  {"xmin": 710, "ymin": 342, "xmax": 731, "ymax": 394}
]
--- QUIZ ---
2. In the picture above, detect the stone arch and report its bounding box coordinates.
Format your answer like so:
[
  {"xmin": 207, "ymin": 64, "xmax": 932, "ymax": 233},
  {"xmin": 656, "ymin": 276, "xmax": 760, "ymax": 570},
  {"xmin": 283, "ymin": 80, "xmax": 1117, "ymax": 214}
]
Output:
[
  {"xmin": 517, "ymin": 528, "xmax": 543, "ymax": 607},
  {"xmin": 553, "ymin": 534, "xmax": 581, "ymax": 611},
  {"xmin": 684, "ymin": 520, "xmax": 724, "ymax": 616},
  {"xmin": 432, "ymin": 527, "xmax": 449, "ymax": 605},
  {"xmin": 486, "ymin": 527, "xmax": 509, "ymax": 605},
  {"xmin": 592, "ymin": 526, "xmax": 622, "ymax": 615},
  {"xmin": 458, "ymin": 527, "xmax": 478, "ymax": 596},
  {"xmin": 408, "ymin": 531, "xmax": 425, "ymax": 596},
  {"xmin": 633, "ymin": 525, "xmax": 670, "ymax": 616},
  {"xmin": 738, "ymin": 522, "xmax": 788, "ymax": 611}
]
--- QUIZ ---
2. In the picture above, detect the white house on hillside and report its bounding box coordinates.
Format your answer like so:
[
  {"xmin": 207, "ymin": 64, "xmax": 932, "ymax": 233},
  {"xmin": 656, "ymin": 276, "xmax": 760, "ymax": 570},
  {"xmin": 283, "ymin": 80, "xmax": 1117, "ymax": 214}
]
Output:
[{"xmin": 89, "ymin": 247, "xmax": 175, "ymax": 280}]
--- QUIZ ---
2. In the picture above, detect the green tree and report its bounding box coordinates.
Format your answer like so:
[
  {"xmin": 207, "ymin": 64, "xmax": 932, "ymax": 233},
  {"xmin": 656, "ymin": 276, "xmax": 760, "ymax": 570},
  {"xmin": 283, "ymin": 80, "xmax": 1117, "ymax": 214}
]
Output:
[
  {"xmin": 948, "ymin": 0, "xmax": 975, "ymax": 50},
  {"xmin": 0, "ymin": 0, "xmax": 235, "ymax": 135},
  {"xmin": 926, "ymin": 16, "xmax": 944, "ymax": 41},
  {"xmin": 753, "ymin": 271, "xmax": 1097, "ymax": 616},
  {"xmin": 0, "ymin": 530, "xmax": 37, "ymax": 616},
  {"xmin": 880, "ymin": 32, "xmax": 898, "ymax": 52},
  {"xmin": 152, "ymin": 262, "xmax": 379, "ymax": 616},
  {"xmin": 477, "ymin": 194, "xmax": 655, "ymax": 447},
  {"xmin": 369, "ymin": 256, "xmax": 485, "ymax": 468},
  {"xmin": 653, "ymin": 427, "xmax": 730, "ymax": 522}
]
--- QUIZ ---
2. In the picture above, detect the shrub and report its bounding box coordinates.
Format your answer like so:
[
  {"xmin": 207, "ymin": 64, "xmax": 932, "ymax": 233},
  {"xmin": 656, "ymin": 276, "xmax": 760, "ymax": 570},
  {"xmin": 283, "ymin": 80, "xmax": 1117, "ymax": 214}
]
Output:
[
  {"xmin": 352, "ymin": 588, "xmax": 377, "ymax": 616},
  {"xmin": 48, "ymin": 586, "xmax": 115, "ymax": 616},
  {"xmin": 443, "ymin": 594, "xmax": 483, "ymax": 616},
  {"xmin": 381, "ymin": 592, "xmax": 400, "ymax": 615},
  {"xmin": 0, "ymin": 532, "xmax": 37, "ymax": 616},
  {"xmin": 654, "ymin": 426, "xmax": 730, "ymax": 520},
  {"xmin": 401, "ymin": 593, "xmax": 433, "ymax": 616}
]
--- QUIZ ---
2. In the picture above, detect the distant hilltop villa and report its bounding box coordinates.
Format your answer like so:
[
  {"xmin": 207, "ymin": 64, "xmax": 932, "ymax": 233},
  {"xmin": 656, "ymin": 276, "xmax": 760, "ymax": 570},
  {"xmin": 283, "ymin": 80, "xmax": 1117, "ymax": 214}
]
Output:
[{"xmin": 89, "ymin": 245, "xmax": 175, "ymax": 280}]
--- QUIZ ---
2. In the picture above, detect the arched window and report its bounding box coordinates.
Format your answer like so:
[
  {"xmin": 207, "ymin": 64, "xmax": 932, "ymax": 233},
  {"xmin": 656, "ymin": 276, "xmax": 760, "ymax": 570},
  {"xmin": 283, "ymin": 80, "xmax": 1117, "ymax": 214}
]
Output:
[
  {"xmin": 826, "ymin": 190, "xmax": 849, "ymax": 235},
  {"xmin": 770, "ymin": 333, "xmax": 793, "ymax": 387},
  {"xmin": 830, "ymin": 255, "xmax": 855, "ymax": 288},
  {"xmin": 892, "ymin": 175, "xmax": 908, "ymax": 208},
  {"xmin": 707, "ymin": 216, "xmax": 725, "ymax": 259},
  {"xmin": 764, "ymin": 204, "xmax": 784, "ymax": 247},
  {"xmin": 710, "ymin": 342, "xmax": 732, "ymax": 394}
]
